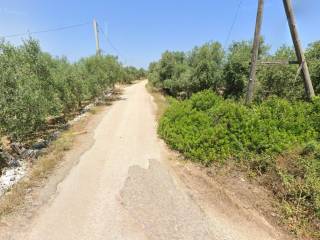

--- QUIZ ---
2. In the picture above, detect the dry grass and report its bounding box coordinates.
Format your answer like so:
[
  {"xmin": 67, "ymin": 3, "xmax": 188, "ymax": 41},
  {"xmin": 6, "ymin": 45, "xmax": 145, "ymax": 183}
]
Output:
[{"xmin": 146, "ymin": 82, "xmax": 168, "ymax": 120}]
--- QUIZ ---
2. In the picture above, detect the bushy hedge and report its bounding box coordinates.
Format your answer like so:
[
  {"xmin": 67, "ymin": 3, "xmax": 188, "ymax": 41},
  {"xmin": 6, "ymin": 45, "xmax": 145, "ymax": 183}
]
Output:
[
  {"xmin": 159, "ymin": 90, "xmax": 320, "ymax": 236},
  {"xmin": 159, "ymin": 91, "xmax": 317, "ymax": 163},
  {"xmin": 0, "ymin": 39, "xmax": 142, "ymax": 140}
]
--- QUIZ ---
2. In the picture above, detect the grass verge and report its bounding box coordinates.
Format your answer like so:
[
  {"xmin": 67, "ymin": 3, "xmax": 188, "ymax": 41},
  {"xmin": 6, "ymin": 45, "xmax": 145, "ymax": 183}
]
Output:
[{"xmin": 146, "ymin": 82, "xmax": 169, "ymax": 120}]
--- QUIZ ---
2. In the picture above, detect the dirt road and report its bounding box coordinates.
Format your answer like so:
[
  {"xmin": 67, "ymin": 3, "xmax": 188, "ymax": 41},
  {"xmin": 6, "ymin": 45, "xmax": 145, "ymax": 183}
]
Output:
[{"xmin": 5, "ymin": 81, "xmax": 286, "ymax": 240}]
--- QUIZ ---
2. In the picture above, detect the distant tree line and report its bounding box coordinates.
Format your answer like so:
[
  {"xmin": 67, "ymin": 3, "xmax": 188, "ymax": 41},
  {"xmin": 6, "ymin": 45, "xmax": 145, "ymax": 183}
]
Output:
[{"xmin": 148, "ymin": 39, "xmax": 320, "ymax": 101}]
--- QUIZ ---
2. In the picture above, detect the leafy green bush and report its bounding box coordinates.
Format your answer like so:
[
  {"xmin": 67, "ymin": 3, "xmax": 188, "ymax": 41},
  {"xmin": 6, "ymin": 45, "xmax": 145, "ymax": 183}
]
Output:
[
  {"xmin": 159, "ymin": 90, "xmax": 320, "ymax": 236},
  {"xmin": 159, "ymin": 91, "xmax": 317, "ymax": 162}
]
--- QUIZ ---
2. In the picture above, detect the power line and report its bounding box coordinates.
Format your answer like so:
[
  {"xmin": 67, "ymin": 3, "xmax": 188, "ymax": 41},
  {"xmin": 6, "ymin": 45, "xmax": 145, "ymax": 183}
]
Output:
[
  {"xmin": 99, "ymin": 26, "xmax": 118, "ymax": 53},
  {"xmin": 224, "ymin": 0, "xmax": 243, "ymax": 50},
  {"xmin": 98, "ymin": 24, "xmax": 128, "ymax": 64},
  {"xmin": 1, "ymin": 22, "xmax": 91, "ymax": 39}
]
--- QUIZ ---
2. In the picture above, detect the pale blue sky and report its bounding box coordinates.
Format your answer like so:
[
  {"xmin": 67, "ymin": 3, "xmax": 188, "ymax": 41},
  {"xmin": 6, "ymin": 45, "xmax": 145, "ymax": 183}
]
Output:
[{"xmin": 0, "ymin": 0, "xmax": 319, "ymax": 68}]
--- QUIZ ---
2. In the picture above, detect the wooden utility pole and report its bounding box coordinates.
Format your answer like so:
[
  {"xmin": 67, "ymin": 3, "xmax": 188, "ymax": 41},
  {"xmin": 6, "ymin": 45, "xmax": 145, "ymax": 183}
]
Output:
[
  {"xmin": 246, "ymin": 0, "xmax": 264, "ymax": 104},
  {"xmin": 283, "ymin": 0, "xmax": 315, "ymax": 100},
  {"xmin": 93, "ymin": 18, "xmax": 100, "ymax": 56}
]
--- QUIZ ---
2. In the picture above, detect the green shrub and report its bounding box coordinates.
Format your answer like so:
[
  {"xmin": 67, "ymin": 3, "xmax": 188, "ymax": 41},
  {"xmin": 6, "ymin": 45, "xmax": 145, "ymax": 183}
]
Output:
[
  {"xmin": 159, "ymin": 91, "xmax": 316, "ymax": 162},
  {"xmin": 159, "ymin": 90, "xmax": 320, "ymax": 236}
]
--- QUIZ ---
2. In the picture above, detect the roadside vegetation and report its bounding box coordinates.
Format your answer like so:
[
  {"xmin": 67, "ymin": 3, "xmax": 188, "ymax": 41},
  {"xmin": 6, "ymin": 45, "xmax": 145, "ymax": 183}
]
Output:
[
  {"xmin": 0, "ymin": 39, "xmax": 146, "ymax": 170},
  {"xmin": 0, "ymin": 38, "xmax": 146, "ymax": 216},
  {"xmin": 0, "ymin": 38, "xmax": 145, "ymax": 168},
  {"xmin": 149, "ymin": 40, "xmax": 320, "ymax": 238}
]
